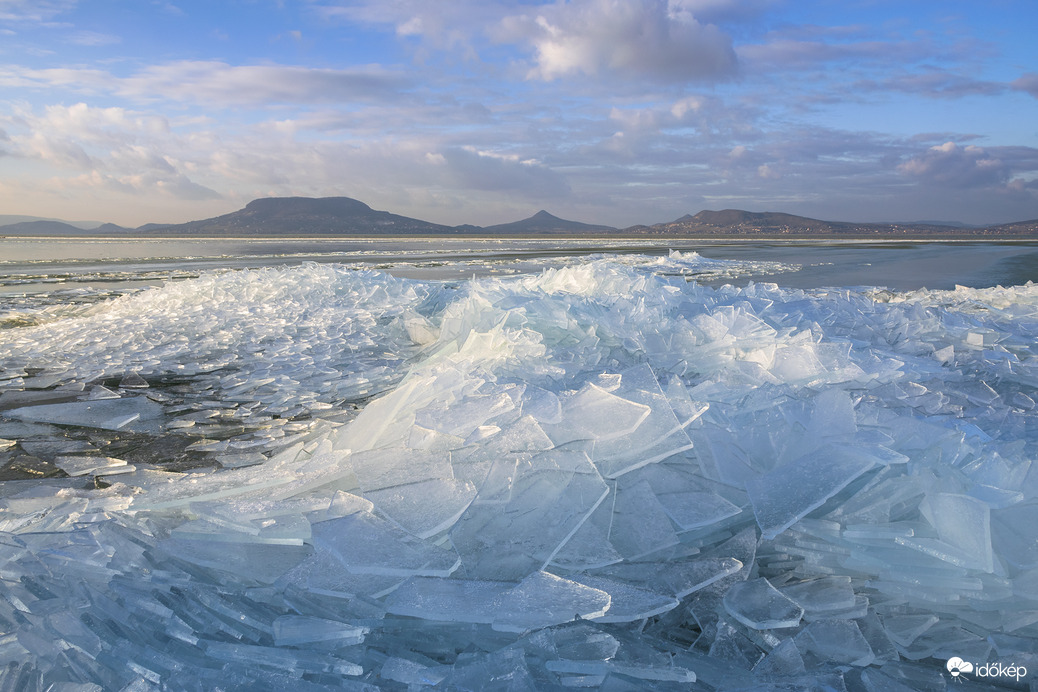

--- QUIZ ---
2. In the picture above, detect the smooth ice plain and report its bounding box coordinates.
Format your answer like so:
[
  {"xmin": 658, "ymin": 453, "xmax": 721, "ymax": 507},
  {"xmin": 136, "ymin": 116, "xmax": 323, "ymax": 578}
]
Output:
[{"xmin": 1, "ymin": 250, "xmax": 1037, "ymax": 689}]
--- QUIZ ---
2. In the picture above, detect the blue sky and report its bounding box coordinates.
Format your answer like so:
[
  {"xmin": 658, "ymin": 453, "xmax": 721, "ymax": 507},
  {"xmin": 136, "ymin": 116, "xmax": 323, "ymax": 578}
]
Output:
[{"xmin": 0, "ymin": 0, "xmax": 1036, "ymax": 227}]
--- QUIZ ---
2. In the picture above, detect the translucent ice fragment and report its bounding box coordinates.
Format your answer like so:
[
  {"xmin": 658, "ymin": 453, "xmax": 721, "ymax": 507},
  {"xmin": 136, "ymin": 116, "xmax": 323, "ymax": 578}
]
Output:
[
  {"xmin": 722, "ymin": 578, "xmax": 804, "ymax": 630},
  {"xmin": 523, "ymin": 385, "xmax": 562, "ymax": 423},
  {"xmin": 752, "ymin": 637, "xmax": 806, "ymax": 677},
  {"xmin": 381, "ymin": 657, "xmax": 447, "ymax": 686},
  {"xmin": 52, "ymin": 455, "xmax": 129, "ymax": 477},
  {"xmin": 599, "ymin": 478, "xmax": 679, "ymax": 560},
  {"xmin": 277, "ymin": 548, "xmax": 402, "ymax": 599},
  {"xmin": 349, "ymin": 448, "xmax": 454, "ymax": 492},
  {"xmin": 172, "ymin": 514, "xmax": 310, "ymax": 546},
  {"xmin": 364, "ymin": 477, "xmax": 476, "ymax": 538},
  {"xmin": 493, "ymin": 571, "xmax": 611, "ymax": 633},
  {"xmin": 119, "ymin": 372, "xmax": 149, "ymax": 388},
  {"xmin": 592, "ymin": 556, "xmax": 743, "ymax": 599},
  {"xmin": 708, "ymin": 618, "xmax": 765, "ymax": 670},
  {"xmin": 746, "ymin": 443, "xmax": 876, "ymax": 539},
  {"xmin": 545, "ymin": 659, "xmax": 696, "ymax": 684},
  {"xmin": 414, "ymin": 391, "xmax": 515, "ymax": 438},
  {"xmin": 656, "ymin": 490, "xmax": 742, "ymax": 531},
  {"xmin": 214, "ymin": 452, "xmax": 266, "ymax": 469},
  {"xmin": 794, "ymin": 619, "xmax": 875, "ymax": 668},
  {"xmin": 572, "ymin": 575, "xmax": 679, "ymax": 623},
  {"xmin": 450, "ymin": 447, "xmax": 608, "ymax": 579},
  {"xmin": 992, "ymin": 501, "xmax": 1038, "ymax": 570},
  {"xmin": 157, "ymin": 538, "xmax": 310, "ymax": 585},
  {"xmin": 779, "ymin": 576, "xmax": 857, "ymax": 620},
  {"xmin": 915, "ymin": 492, "xmax": 993, "ymax": 572},
  {"xmin": 547, "ymin": 517, "xmax": 624, "ymax": 571},
  {"xmin": 87, "ymin": 385, "xmax": 121, "ymax": 399},
  {"xmin": 311, "ymin": 511, "xmax": 461, "ymax": 577},
  {"xmin": 272, "ymin": 615, "xmax": 367, "ymax": 646},
  {"xmin": 556, "ymin": 382, "xmax": 650, "ymax": 443},
  {"xmin": 581, "ymin": 365, "xmax": 696, "ymax": 478},
  {"xmin": 0, "ymin": 389, "xmax": 80, "ymax": 411},
  {"xmin": 385, "ymin": 576, "xmax": 509, "ymax": 623},
  {"xmin": 203, "ymin": 641, "xmax": 362, "ymax": 677},
  {"xmin": 5, "ymin": 397, "xmax": 164, "ymax": 432},
  {"xmin": 385, "ymin": 571, "xmax": 610, "ymax": 632},
  {"xmin": 880, "ymin": 613, "xmax": 939, "ymax": 647}
]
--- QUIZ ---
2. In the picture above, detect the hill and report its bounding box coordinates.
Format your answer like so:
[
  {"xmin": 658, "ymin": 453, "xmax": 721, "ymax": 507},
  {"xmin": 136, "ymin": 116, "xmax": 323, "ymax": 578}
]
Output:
[
  {"xmin": 0, "ymin": 220, "xmax": 90, "ymax": 235},
  {"xmin": 0, "ymin": 215, "xmax": 101, "ymax": 230},
  {"xmin": 629, "ymin": 209, "xmax": 995, "ymax": 236},
  {"xmin": 2, "ymin": 196, "xmax": 1036, "ymax": 237},
  {"xmin": 146, "ymin": 196, "xmax": 458, "ymax": 235},
  {"xmin": 482, "ymin": 210, "xmax": 617, "ymax": 234}
]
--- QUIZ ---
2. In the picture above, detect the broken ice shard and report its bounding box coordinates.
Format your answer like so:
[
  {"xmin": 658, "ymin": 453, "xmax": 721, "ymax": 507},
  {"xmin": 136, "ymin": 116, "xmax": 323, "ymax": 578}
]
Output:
[
  {"xmin": 746, "ymin": 443, "xmax": 876, "ymax": 539},
  {"xmin": 450, "ymin": 447, "xmax": 608, "ymax": 579},
  {"xmin": 5, "ymin": 396, "xmax": 164, "ymax": 432},
  {"xmin": 722, "ymin": 577, "xmax": 804, "ymax": 629},
  {"xmin": 311, "ymin": 510, "xmax": 461, "ymax": 577},
  {"xmin": 492, "ymin": 571, "xmax": 611, "ymax": 633},
  {"xmin": 271, "ymin": 615, "xmax": 367, "ymax": 646},
  {"xmin": 385, "ymin": 571, "xmax": 611, "ymax": 633}
]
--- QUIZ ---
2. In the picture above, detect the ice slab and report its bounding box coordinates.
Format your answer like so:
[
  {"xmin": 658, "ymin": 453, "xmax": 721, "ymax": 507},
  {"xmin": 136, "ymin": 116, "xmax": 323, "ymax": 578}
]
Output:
[
  {"xmin": 365, "ymin": 478, "xmax": 476, "ymax": 538},
  {"xmin": 385, "ymin": 571, "xmax": 610, "ymax": 633},
  {"xmin": 795, "ymin": 619, "xmax": 876, "ymax": 668},
  {"xmin": 992, "ymin": 500, "xmax": 1038, "ymax": 570},
  {"xmin": 746, "ymin": 443, "xmax": 876, "ymax": 539},
  {"xmin": 450, "ymin": 447, "xmax": 608, "ymax": 580},
  {"xmin": 780, "ymin": 576, "xmax": 859, "ymax": 620},
  {"xmin": 722, "ymin": 578, "xmax": 804, "ymax": 630},
  {"xmin": 908, "ymin": 492, "xmax": 994, "ymax": 572},
  {"xmin": 5, "ymin": 397, "xmax": 164, "ymax": 432},
  {"xmin": 594, "ymin": 478, "xmax": 679, "ymax": 560},
  {"xmin": 572, "ymin": 575, "xmax": 679, "ymax": 623},
  {"xmin": 54, "ymin": 456, "xmax": 129, "ymax": 477},
  {"xmin": 656, "ymin": 490, "xmax": 742, "ymax": 531},
  {"xmin": 272, "ymin": 615, "xmax": 368, "ymax": 646},
  {"xmin": 311, "ymin": 511, "xmax": 461, "ymax": 577},
  {"xmin": 493, "ymin": 571, "xmax": 611, "ymax": 633}
]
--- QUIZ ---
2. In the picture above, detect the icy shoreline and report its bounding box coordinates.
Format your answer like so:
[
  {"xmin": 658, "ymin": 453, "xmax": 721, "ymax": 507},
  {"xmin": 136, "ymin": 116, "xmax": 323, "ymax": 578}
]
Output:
[{"xmin": 1, "ymin": 254, "xmax": 1037, "ymax": 689}]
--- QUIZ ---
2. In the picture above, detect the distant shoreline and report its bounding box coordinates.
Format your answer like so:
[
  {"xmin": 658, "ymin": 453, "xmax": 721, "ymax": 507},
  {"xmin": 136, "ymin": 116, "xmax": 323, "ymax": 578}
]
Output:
[{"xmin": 5, "ymin": 233, "xmax": 1038, "ymax": 242}]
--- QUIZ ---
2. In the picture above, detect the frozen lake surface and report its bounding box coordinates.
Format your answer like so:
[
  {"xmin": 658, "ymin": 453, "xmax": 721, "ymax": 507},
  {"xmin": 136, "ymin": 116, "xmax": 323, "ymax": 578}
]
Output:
[{"xmin": 1, "ymin": 238, "xmax": 1037, "ymax": 689}]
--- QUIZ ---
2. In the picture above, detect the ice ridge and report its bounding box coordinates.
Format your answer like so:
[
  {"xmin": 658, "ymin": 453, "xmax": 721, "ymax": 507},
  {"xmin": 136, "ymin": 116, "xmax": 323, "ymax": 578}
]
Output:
[{"xmin": 0, "ymin": 258, "xmax": 1037, "ymax": 688}]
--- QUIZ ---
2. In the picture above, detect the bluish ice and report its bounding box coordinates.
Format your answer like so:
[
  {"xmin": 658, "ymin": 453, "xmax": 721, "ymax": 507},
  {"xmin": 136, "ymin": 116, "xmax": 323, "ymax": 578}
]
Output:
[{"xmin": 0, "ymin": 250, "xmax": 1037, "ymax": 689}]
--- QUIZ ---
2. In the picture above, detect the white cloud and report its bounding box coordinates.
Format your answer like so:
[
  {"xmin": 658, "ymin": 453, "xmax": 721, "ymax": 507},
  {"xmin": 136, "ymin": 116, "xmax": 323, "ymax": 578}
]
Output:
[
  {"xmin": 0, "ymin": 62, "xmax": 412, "ymax": 107},
  {"xmin": 500, "ymin": 0, "xmax": 737, "ymax": 82},
  {"xmin": 119, "ymin": 61, "xmax": 412, "ymax": 106},
  {"xmin": 2, "ymin": 103, "xmax": 221, "ymax": 202},
  {"xmin": 0, "ymin": 0, "xmax": 77, "ymax": 22},
  {"xmin": 440, "ymin": 146, "xmax": 571, "ymax": 198},
  {"xmin": 897, "ymin": 142, "xmax": 1009, "ymax": 188}
]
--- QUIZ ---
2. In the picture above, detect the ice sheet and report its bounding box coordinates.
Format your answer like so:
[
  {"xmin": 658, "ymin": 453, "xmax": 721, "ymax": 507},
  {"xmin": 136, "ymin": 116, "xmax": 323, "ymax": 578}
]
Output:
[{"xmin": 2, "ymin": 256, "xmax": 1038, "ymax": 688}]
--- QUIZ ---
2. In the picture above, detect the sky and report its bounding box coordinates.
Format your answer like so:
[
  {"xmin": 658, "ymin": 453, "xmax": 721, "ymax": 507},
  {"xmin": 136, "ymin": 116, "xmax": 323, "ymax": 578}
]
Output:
[{"xmin": 0, "ymin": 0, "xmax": 1036, "ymax": 229}]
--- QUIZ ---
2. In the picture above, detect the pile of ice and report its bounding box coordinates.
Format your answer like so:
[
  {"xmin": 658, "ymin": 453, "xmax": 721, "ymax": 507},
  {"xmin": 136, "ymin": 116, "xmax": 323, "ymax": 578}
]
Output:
[
  {"xmin": 367, "ymin": 248, "xmax": 800, "ymax": 284},
  {"xmin": 2, "ymin": 258, "xmax": 1038, "ymax": 689}
]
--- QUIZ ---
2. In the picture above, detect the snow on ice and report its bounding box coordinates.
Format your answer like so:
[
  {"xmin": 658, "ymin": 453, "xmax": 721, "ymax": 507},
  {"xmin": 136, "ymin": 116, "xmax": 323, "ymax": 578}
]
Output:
[{"xmin": 0, "ymin": 252, "xmax": 1037, "ymax": 689}]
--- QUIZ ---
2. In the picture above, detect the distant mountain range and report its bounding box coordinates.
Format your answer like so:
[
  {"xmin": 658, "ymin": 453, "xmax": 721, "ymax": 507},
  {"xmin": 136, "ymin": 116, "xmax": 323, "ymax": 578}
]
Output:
[{"xmin": 2, "ymin": 196, "xmax": 1036, "ymax": 237}]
